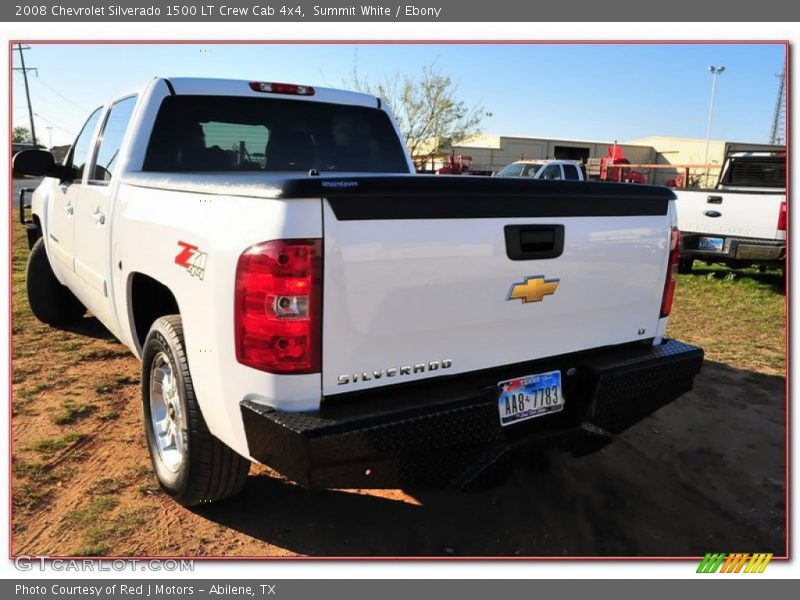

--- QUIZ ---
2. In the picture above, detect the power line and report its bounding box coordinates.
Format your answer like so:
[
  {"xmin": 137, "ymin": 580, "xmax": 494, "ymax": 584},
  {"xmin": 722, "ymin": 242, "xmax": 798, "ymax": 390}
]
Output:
[
  {"xmin": 32, "ymin": 111, "xmax": 75, "ymax": 136},
  {"xmin": 32, "ymin": 76, "xmax": 93, "ymax": 115}
]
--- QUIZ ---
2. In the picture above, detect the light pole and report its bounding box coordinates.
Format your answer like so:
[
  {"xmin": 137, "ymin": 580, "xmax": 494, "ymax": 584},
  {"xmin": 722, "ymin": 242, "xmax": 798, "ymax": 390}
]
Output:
[
  {"xmin": 46, "ymin": 126, "xmax": 53, "ymax": 149},
  {"xmin": 704, "ymin": 65, "xmax": 725, "ymax": 180}
]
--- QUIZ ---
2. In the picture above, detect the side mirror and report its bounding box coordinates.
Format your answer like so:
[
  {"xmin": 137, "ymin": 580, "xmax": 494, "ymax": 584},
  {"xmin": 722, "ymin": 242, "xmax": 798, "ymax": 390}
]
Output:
[{"xmin": 12, "ymin": 149, "xmax": 75, "ymax": 181}]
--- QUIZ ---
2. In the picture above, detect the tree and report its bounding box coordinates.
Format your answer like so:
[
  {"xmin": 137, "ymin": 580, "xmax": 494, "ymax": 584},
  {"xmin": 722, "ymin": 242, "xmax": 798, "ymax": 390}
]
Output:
[
  {"xmin": 13, "ymin": 126, "xmax": 32, "ymax": 143},
  {"xmin": 348, "ymin": 61, "xmax": 484, "ymax": 170}
]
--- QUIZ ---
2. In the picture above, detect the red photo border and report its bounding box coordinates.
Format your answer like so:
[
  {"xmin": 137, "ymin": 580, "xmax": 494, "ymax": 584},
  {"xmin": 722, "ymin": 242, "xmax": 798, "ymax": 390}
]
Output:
[{"xmin": 7, "ymin": 39, "xmax": 791, "ymax": 562}]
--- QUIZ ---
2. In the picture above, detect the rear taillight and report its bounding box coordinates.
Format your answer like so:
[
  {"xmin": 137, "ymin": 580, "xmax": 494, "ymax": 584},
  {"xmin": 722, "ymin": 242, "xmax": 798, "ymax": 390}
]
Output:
[
  {"xmin": 235, "ymin": 239, "xmax": 322, "ymax": 374},
  {"xmin": 660, "ymin": 227, "xmax": 680, "ymax": 318},
  {"xmin": 249, "ymin": 81, "xmax": 315, "ymax": 96},
  {"xmin": 777, "ymin": 201, "xmax": 787, "ymax": 231}
]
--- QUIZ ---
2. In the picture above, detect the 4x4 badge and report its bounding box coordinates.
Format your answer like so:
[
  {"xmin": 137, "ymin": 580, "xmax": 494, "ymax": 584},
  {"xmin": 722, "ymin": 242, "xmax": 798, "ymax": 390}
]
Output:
[
  {"xmin": 175, "ymin": 241, "xmax": 208, "ymax": 280},
  {"xmin": 507, "ymin": 275, "xmax": 559, "ymax": 303}
]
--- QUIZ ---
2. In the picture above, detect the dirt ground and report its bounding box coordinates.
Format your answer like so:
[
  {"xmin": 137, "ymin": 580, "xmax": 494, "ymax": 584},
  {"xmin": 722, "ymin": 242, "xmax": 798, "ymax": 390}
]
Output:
[{"xmin": 10, "ymin": 178, "xmax": 786, "ymax": 558}]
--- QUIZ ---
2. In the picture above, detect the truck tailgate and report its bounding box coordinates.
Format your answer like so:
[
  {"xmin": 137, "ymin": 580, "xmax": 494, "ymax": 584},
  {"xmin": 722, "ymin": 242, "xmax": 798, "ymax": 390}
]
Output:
[
  {"xmin": 320, "ymin": 178, "xmax": 673, "ymax": 396},
  {"xmin": 675, "ymin": 190, "xmax": 786, "ymax": 240}
]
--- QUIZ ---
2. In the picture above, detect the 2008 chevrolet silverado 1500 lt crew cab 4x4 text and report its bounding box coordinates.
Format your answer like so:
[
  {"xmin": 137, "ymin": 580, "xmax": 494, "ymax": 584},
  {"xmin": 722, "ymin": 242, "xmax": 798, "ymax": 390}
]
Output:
[{"xmin": 14, "ymin": 77, "xmax": 703, "ymax": 506}]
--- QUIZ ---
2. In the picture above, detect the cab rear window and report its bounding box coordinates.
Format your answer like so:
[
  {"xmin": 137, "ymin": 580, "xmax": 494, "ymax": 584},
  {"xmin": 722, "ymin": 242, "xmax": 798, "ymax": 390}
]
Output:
[
  {"xmin": 143, "ymin": 95, "xmax": 409, "ymax": 173},
  {"xmin": 719, "ymin": 157, "xmax": 786, "ymax": 188}
]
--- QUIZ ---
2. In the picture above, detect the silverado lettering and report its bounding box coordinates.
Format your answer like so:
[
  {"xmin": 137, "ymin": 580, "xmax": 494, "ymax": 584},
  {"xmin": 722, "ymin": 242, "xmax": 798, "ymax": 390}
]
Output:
[{"xmin": 337, "ymin": 359, "xmax": 453, "ymax": 385}]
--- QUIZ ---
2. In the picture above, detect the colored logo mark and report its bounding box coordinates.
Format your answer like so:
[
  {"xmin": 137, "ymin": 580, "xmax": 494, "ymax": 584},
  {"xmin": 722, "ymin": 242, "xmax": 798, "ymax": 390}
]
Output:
[
  {"xmin": 696, "ymin": 553, "xmax": 773, "ymax": 574},
  {"xmin": 507, "ymin": 275, "xmax": 559, "ymax": 304}
]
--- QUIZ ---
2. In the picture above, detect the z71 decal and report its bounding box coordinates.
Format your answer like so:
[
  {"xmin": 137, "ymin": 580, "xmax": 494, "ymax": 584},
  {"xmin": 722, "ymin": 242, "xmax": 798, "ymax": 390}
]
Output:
[{"xmin": 175, "ymin": 241, "xmax": 208, "ymax": 280}]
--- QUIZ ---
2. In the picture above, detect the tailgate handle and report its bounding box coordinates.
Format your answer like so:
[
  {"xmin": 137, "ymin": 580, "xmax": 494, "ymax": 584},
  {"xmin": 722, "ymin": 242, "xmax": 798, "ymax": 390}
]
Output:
[
  {"xmin": 707, "ymin": 195, "xmax": 723, "ymax": 204},
  {"xmin": 504, "ymin": 225, "xmax": 565, "ymax": 260}
]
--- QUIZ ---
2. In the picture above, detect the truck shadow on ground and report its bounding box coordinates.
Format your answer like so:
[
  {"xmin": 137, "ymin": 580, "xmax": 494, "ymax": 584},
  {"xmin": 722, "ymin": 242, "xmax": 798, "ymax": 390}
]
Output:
[
  {"xmin": 195, "ymin": 360, "xmax": 786, "ymax": 558},
  {"xmin": 59, "ymin": 316, "xmax": 119, "ymax": 341},
  {"xmin": 687, "ymin": 267, "xmax": 785, "ymax": 295}
]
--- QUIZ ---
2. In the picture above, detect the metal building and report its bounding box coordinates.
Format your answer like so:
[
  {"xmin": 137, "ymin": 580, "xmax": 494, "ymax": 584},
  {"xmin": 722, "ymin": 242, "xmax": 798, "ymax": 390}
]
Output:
[
  {"xmin": 428, "ymin": 134, "xmax": 784, "ymax": 186},
  {"xmin": 430, "ymin": 134, "xmax": 655, "ymax": 175}
]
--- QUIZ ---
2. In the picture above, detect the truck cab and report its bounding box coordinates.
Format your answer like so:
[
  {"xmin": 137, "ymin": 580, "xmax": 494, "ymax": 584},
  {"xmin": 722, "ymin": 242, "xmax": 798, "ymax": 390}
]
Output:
[{"xmin": 494, "ymin": 159, "xmax": 584, "ymax": 181}]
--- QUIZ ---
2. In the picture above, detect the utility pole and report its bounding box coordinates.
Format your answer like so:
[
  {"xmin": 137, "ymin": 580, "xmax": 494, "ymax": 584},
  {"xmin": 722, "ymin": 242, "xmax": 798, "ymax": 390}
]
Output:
[
  {"xmin": 13, "ymin": 44, "xmax": 38, "ymax": 147},
  {"xmin": 704, "ymin": 65, "xmax": 725, "ymax": 184}
]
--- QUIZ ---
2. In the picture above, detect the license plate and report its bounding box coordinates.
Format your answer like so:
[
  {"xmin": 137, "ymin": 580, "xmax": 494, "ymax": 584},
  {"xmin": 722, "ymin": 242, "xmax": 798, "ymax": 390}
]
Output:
[
  {"xmin": 698, "ymin": 236, "xmax": 724, "ymax": 252},
  {"xmin": 498, "ymin": 370, "xmax": 564, "ymax": 427}
]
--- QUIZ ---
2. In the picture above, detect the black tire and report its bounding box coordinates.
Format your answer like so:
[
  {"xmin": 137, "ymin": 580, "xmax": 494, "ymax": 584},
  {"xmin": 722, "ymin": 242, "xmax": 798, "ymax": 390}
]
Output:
[
  {"xmin": 141, "ymin": 315, "xmax": 250, "ymax": 506},
  {"xmin": 25, "ymin": 238, "xmax": 86, "ymax": 326},
  {"xmin": 677, "ymin": 257, "xmax": 694, "ymax": 274}
]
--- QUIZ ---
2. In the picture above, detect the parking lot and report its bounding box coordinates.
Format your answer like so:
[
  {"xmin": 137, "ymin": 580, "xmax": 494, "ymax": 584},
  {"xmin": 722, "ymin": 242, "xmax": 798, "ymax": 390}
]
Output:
[{"xmin": 10, "ymin": 177, "xmax": 785, "ymax": 557}]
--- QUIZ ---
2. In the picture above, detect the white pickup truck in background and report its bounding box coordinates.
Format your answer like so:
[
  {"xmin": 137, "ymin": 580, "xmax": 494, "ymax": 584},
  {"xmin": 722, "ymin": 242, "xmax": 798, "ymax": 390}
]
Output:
[
  {"xmin": 14, "ymin": 77, "xmax": 703, "ymax": 506},
  {"xmin": 673, "ymin": 150, "xmax": 787, "ymax": 273},
  {"xmin": 493, "ymin": 159, "xmax": 585, "ymax": 181}
]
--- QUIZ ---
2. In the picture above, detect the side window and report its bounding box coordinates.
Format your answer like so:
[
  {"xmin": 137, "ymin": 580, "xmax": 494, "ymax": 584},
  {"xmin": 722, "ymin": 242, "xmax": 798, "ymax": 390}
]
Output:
[
  {"xmin": 541, "ymin": 164, "xmax": 562, "ymax": 180},
  {"xmin": 563, "ymin": 164, "xmax": 580, "ymax": 180},
  {"xmin": 68, "ymin": 107, "xmax": 102, "ymax": 180},
  {"xmin": 90, "ymin": 96, "xmax": 137, "ymax": 183},
  {"xmin": 497, "ymin": 163, "xmax": 524, "ymax": 177}
]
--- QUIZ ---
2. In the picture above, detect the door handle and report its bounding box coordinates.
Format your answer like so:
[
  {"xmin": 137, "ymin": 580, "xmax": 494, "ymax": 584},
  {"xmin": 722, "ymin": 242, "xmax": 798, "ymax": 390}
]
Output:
[
  {"xmin": 64, "ymin": 203, "xmax": 74, "ymax": 216},
  {"xmin": 707, "ymin": 195, "xmax": 723, "ymax": 204},
  {"xmin": 91, "ymin": 209, "xmax": 106, "ymax": 225},
  {"xmin": 504, "ymin": 225, "xmax": 565, "ymax": 260}
]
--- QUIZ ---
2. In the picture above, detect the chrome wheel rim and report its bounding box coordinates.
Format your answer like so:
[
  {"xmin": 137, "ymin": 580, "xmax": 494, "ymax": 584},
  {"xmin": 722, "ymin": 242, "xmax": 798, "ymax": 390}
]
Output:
[{"xmin": 149, "ymin": 352, "xmax": 185, "ymax": 473}]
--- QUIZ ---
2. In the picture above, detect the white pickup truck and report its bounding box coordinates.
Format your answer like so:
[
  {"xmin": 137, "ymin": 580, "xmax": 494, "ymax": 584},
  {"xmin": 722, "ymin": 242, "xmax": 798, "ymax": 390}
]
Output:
[
  {"xmin": 14, "ymin": 77, "xmax": 703, "ymax": 506},
  {"xmin": 494, "ymin": 159, "xmax": 585, "ymax": 181},
  {"xmin": 674, "ymin": 150, "xmax": 786, "ymax": 273}
]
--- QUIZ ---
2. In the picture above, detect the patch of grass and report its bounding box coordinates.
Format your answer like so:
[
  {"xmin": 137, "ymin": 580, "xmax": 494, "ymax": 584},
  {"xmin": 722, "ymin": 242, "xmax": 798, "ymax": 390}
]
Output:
[
  {"xmin": 72, "ymin": 544, "xmax": 110, "ymax": 557},
  {"xmin": 15, "ymin": 374, "xmax": 77, "ymax": 402},
  {"xmin": 13, "ymin": 459, "xmax": 46, "ymax": 479},
  {"xmin": 29, "ymin": 432, "xmax": 90, "ymax": 457},
  {"xmin": 52, "ymin": 400, "xmax": 97, "ymax": 425},
  {"xmin": 130, "ymin": 463, "xmax": 153, "ymax": 478},
  {"xmin": 12, "ymin": 459, "xmax": 77, "ymax": 511},
  {"xmin": 94, "ymin": 373, "xmax": 135, "ymax": 395},
  {"xmin": 63, "ymin": 496, "xmax": 120, "ymax": 527},
  {"xmin": 69, "ymin": 503, "xmax": 153, "ymax": 557},
  {"xmin": 60, "ymin": 341, "xmax": 83, "ymax": 352},
  {"xmin": 12, "ymin": 403, "xmax": 39, "ymax": 417},
  {"xmin": 11, "ymin": 369, "xmax": 29, "ymax": 384},
  {"xmin": 668, "ymin": 264, "xmax": 785, "ymax": 374},
  {"xmin": 99, "ymin": 410, "xmax": 120, "ymax": 422},
  {"xmin": 17, "ymin": 381, "xmax": 52, "ymax": 399},
  {"xmin": 78, "ymin": 347, "xmax": 130, "ymax": 362},
  {"xmin": 89, "ymin": 476, "xmax": 127, "ymax": 496},
  {"xmin": 137, "ymin": 484, "xmax": 162, "ymax": 496},
  {"xmin": 64, "ymin": 449, "xmax": 89, "ymax": 464},
  {"xmin": 13, "ymin": 480, "xmax": 55, "ymax": 511}
]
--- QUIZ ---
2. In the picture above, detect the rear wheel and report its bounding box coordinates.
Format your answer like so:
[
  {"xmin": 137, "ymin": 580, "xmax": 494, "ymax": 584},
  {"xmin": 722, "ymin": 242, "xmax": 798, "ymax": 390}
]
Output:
[
  {"xmin": 25, "ymin": 238, "xmax": 86, "ymax": 326},
  {"xmin": 677, "ymin": 257, "xmax": 694, "ymax": 274},
  {"xmin": 141, "ymin": 315, "xmax": 250, "ymax": 506}
]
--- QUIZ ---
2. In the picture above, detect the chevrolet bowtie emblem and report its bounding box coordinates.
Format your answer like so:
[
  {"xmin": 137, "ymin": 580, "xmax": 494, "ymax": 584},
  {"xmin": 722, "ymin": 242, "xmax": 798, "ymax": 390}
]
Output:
[{"xmin": 507, "ymin": 275, "xmax": 560, "ymax": 303}]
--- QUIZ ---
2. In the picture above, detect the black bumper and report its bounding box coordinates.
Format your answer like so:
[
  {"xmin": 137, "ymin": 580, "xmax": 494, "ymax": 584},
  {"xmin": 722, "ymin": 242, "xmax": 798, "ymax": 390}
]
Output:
[
  {"xmin": 241, "ymin": 339, "xmax": 703, "ymax": 490},
  {"xmin": 680, "ymin": 232, "xmax": 785, "ymax": 264}
]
